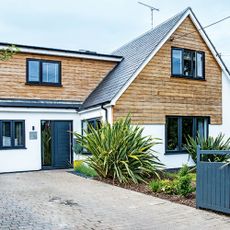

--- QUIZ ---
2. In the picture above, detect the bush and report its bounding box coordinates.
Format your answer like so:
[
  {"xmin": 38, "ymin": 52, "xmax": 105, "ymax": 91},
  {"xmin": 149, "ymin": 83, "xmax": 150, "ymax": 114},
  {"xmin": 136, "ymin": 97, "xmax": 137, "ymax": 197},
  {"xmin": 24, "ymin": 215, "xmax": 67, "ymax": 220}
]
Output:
[
  {"xmin": 185, "ymin": 133, "xmax": 230, "ymax": 164},
  {"xmin": 175, "ymin": 165, "xmax": 194, "ymax": 197},
  {"xmin": 149, "ymin": 165, "xmax": 194, "ymax": 197},
  {"xmin": 149, "ymin": 179, "xmax": 176, "ymax": 194},
  {"xmin": 149, "ymin": 180, "xmax": 161, "ymax": 192},
  {"xmin": 160, "ymin": 179, "xmax": 176, "ymax": 194},
  {"xmin": 74, "ymin": 116, "xmax": 163, "ymax": 184},
  {"xmin": 75, "ymin": 163, "xmax": 98, "ymax": 177}
]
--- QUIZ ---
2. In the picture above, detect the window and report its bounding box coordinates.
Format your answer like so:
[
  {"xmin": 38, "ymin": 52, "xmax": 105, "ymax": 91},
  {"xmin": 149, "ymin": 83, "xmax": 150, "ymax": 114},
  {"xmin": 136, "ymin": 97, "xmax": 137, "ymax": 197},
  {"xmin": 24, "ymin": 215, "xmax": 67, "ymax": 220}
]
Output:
[
  {"xmin": 81, "ymin": 117, "xmax": 101, "ymax": 154},
  {"xmin": 172, "ymin": 48, "xmax": 205, "ymax": 79},
  {"xmin": 0, "ymin": 120, "xmax": 25, "ymax": 149},
  {"xmin": 27, "ymin": 59, "xmax": 61, "ymax": 85},
  {"xmin": 82, "ymin": 118, "xmax": 101, "ymax": 135},
  {"xmin": 166, "ymin": 116, "xmax": 209, "ymax": 153}
]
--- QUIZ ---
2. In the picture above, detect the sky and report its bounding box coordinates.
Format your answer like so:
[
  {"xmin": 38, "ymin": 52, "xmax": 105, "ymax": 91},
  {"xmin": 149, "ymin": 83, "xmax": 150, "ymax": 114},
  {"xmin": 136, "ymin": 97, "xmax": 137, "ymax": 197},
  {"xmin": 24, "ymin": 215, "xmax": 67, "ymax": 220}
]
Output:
[{"xmin": 0, "ymin": 0, "xmax": 229, "ymax": 67}]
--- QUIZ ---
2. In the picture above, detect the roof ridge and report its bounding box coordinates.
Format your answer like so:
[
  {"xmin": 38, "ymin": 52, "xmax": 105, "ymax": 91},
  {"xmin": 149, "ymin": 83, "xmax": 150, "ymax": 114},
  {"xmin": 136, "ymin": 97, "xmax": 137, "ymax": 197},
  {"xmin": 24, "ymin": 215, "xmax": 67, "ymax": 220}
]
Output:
[{"xmin": 112, "ymin": 7, "xmax": 191, "ymax": 55}]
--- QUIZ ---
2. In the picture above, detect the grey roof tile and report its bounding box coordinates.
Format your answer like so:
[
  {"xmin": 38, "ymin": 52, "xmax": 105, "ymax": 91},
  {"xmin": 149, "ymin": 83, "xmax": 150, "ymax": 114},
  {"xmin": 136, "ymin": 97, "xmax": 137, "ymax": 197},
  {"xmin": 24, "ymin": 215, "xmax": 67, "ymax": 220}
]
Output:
[{"xmin": 82, "ymin": 8, "xmax": 190, "ymax": 109}]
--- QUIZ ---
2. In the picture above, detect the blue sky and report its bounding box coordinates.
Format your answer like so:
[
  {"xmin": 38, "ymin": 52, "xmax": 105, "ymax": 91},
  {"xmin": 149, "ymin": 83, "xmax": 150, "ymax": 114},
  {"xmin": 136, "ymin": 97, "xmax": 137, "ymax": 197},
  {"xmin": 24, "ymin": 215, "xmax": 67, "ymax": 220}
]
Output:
[{"xmin": 0, "ymin": 0, "xmax": 229, "ymax": 67}]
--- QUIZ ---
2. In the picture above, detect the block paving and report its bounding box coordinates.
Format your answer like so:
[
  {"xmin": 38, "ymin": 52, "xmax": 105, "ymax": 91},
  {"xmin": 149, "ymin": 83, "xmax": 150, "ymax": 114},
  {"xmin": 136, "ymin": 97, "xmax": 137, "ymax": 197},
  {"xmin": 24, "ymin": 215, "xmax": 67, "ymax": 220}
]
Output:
[{"xmin": 0, "ymin": 170, "xmax": 229, "ymax": 230}]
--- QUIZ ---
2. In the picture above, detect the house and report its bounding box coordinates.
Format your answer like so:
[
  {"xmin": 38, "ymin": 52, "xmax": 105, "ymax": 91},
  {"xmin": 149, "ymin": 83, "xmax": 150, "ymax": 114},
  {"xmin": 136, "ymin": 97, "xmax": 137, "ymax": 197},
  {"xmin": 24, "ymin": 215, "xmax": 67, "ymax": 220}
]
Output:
[{"xmin": 0, "ymin": 7, "xmax": 229, "ymax": 173}]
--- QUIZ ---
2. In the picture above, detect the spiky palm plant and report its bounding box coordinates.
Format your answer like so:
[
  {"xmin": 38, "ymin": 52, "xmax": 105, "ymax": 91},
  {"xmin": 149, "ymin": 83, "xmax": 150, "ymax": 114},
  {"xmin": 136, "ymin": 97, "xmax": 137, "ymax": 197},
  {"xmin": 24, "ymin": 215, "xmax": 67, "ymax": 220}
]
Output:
[
  {"xmin": 74, "ymin": 116, "xmax": 163, "ymax": 184},
  {"xmin": 185, "ymin": 133, "xmax": 230, "ymax": 164}
]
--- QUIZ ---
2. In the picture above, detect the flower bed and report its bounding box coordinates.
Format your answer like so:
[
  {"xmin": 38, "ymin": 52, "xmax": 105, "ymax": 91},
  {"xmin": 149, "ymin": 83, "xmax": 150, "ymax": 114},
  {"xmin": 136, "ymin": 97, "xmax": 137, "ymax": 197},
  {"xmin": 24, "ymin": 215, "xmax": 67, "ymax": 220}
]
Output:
[{"xmin": 96, "ymin": 174, "xmax": 196, "ymax": 208}]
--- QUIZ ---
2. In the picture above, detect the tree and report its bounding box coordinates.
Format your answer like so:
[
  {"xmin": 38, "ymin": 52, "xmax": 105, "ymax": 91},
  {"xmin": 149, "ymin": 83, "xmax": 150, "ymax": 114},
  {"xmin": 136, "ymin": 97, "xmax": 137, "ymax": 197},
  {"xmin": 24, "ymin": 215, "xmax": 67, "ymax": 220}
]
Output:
[{"xmin": 0, "ymin": 45, "xmax": 19, "ymax": 61}]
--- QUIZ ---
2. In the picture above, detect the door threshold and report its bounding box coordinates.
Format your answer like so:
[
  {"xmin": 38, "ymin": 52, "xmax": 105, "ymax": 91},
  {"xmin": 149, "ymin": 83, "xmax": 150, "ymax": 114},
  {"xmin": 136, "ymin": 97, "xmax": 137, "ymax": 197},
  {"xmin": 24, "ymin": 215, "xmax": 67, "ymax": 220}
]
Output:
[{"xmin": 42, "ymin": 166, "xmax": 72, "ymax": 170}]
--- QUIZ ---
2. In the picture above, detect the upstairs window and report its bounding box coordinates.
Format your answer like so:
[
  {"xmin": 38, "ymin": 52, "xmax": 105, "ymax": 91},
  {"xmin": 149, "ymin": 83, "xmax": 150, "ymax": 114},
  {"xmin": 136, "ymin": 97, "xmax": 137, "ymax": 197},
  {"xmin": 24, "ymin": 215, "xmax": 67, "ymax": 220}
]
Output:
[
  {"xmin": 172, "ymin": 48, "xmax": 205, "ymax": 79},
  {"xmin": 27, "ymin": 59, "xmax": 61, "ymax": 85},
  {"xmin": 166, "ymin": 116, "xmax": 209, "ymax": 154}
]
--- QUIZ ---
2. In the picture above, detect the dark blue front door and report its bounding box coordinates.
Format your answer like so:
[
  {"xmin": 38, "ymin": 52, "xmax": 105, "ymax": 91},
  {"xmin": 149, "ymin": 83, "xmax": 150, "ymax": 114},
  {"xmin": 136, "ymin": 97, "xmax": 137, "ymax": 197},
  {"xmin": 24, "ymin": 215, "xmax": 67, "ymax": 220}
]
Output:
[{"xmin": 52, "ymin": 121, "xmax": 72, "ymax": 168}]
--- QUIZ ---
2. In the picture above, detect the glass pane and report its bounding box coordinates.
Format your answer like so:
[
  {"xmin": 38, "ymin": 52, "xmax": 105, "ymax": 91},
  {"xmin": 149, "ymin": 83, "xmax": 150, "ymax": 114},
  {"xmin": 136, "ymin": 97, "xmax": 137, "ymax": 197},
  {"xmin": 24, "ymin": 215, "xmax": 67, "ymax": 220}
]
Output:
[
  {"xmin": 42, "ymin": 62, "xmax": 59, "ymax": 83},
  {"xmin": 14, "ymin": 122, "xmax": 23, "ymax": 146},
  {"xmin": 182, "ymin": 118, "xmax": 193, "ymax": 150},
  {"xmin": 167, "ymin": 118, "xmax": 179, "ymax": 151},
  {"xmin": 96, "ymin": 119, "xmax": 101, "ymax": 129},
  {"xmin": 172, "ymin": 49, "xmax": 182, "ymax": 75},
  {"xmin": 87, "ymin": 120, "xmax": 98, "ymax": 133},
  {"xmin": 2, "ymin": 122, "xmax": 11, "ymax": 147},
  {"xmin": 28, "ymin": 61, "xmax": 39, "ymax": 82},
  {"xmin": 184, "ymin": 51, "xmax": 193, "ymax": 76},
  {"xmin": 82, "ymin": 121, "xmax": 88, "ymax": 136},
  {"xmin": 41, "ymin": 121, "xmax": 52, "ymax": 166},
  {"xmin": 196, "ymin": 118, "xmax": 208, "ymax": 139},
  {"xmin": 196, "ymin": 53, "xmax": 204, "ymax": 78}
]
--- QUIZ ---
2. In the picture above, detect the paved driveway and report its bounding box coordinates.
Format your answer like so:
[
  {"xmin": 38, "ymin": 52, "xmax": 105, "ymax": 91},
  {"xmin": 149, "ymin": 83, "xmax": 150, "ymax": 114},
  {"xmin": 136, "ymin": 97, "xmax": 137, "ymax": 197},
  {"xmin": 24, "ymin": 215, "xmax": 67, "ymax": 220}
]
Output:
[{"xmin": 0, "ymin": 170, "xmax": 229, "ymax": 230}]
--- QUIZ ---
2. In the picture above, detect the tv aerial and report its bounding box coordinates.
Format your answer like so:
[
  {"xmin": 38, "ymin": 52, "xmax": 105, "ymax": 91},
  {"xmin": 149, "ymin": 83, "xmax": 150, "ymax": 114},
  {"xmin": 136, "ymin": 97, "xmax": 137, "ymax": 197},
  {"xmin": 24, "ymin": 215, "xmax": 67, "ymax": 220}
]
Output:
[{"xmin": 138, "ymin": 1, "xmax": 160, "ymax": 29}]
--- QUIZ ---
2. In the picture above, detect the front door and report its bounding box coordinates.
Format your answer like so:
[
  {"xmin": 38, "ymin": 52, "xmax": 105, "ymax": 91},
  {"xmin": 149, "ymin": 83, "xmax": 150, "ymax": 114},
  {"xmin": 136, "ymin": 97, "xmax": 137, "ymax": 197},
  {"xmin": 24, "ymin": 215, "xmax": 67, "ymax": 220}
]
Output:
[{"xmin": 41, "ymin": 120, "xmax": 72, "ymax": 168}]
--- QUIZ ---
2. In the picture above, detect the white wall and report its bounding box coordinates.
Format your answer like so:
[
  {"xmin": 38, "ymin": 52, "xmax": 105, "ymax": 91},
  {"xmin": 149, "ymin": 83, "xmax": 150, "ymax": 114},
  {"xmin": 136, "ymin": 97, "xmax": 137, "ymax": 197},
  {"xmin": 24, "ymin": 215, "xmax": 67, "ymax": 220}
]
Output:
[
  {"xmin": 79, "ymin": 106, "xmax": 106, "ymax": 122},
  {"xmin": 140, "ymin": 124, "xmax": 194, "ymax": 169},
  {"xmin": 78, "ymin": 108, "xmax": 195, "ymax": 169},
  {"xmin": 4, "ymin": 80, "xmax": 229, "ymax": 174},
  {"xmin": 0, "ymin": 107, "xmax": 79, "ymax": 173},
  {"xmin": 75, "ymin": 106, "xmax": 107, "ymax": 161},
  {"xmin": 209, "ymin": 72, "xmax": 230, "ymax": 138}
]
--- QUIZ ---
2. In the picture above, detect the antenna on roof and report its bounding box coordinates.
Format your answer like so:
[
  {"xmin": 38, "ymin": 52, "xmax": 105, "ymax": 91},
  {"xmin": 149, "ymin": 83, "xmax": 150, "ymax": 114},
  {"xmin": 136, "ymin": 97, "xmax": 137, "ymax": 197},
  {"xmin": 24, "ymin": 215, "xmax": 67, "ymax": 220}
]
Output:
[{"xmin": 138, "ymin": 1, "xmax": 159, "ymax": 29}]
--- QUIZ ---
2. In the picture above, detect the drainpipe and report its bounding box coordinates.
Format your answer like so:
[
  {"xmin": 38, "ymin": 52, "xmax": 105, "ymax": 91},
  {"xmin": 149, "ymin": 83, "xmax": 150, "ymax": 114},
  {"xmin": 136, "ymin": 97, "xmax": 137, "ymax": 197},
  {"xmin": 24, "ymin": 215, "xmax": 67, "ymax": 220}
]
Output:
[{"xmin": 101, "ymin": 104, "xmax": 108, "ymax": 122}]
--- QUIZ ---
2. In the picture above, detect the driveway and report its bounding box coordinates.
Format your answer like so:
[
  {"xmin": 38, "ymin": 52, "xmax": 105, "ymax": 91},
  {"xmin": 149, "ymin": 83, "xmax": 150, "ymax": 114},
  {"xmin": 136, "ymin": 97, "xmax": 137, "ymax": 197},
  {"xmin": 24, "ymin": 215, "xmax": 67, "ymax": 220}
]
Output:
[{"xmin": 0, "ymin": 170, "xmax": 229, "ymax": 230}]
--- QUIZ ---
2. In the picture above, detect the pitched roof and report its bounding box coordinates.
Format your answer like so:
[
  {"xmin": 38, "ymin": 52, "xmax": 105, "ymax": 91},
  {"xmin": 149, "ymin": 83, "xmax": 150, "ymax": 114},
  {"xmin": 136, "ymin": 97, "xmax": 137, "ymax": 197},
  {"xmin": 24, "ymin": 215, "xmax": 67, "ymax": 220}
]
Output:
[
  {"xmin": 82, "ymin": 7, "xmax": 230, "ymax": 109},
  {"xmin": 82, "ymin": 8, "xmax": 189, "ymax": 109}
]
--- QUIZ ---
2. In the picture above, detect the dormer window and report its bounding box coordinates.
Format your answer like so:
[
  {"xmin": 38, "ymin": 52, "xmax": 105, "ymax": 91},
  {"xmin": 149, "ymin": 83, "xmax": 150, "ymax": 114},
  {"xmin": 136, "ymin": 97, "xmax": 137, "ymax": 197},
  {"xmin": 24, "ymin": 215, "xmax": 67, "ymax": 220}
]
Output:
[
  {"xmin": 26, "ymin": 59, "xmax": 61, "ymax": 86},
  {"xmin": 172, "ymin": 48, "xmax": 205, "ymax": 79}
]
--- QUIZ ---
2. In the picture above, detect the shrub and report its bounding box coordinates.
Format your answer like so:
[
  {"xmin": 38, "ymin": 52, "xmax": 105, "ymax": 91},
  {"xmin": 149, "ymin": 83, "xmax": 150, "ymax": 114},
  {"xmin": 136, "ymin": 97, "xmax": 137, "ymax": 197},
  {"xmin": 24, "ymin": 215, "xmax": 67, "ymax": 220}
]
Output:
[
  {"xmin": 162, "ymin": 171, "xmax": 178, "ymax": 180},
  {"xmin": 149, "ymin": 180, "xmax": 161, "ymax": 192},
  {"xmin": 149, "ymin": 179, "xmax": 176, "ymax": 194},
  {"xmin": 74, "ymin": 116, "xmax": 163, "ymax": 184},
  {"xmin": 185, "ymin": 133, "xmax": 230, "ymax": 164},
  {"xmin": 175, "ymin": 165, "xmax": 194, "ymax": 197},
  {"xmin": 149, "ymin": 165, "xmax": 194, "ymax": 197},
  {"xmin": 160, "ymin": 179, "xmax": 176, "ymax": 194},
  {"xmin": 75, "ymin": 163, "xmax": 98, "ymax": 177}
]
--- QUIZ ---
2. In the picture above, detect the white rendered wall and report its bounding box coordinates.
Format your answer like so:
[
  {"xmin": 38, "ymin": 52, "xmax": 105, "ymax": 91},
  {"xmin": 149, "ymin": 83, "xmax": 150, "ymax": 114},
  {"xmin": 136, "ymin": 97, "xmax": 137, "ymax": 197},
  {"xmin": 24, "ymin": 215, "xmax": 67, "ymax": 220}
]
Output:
[
  {"xmin": 140, "ymin": 124, "xmax": 195, "ymax": 169},
  {"xmin": 209, "ymin": 72, "xmax": 230, "ymax": 138},
  {"xmin": 0, "ymin": 108, "xmax": 79, "ymax": 173},
  {"xmin": 79, "ymin": 106, "xmax": 106, "ymax": 122},
  {"xmin": 79, "ymin": 108, "xmax": 195, "ymax": 168},
  {"xmin": 75, "ymin": 106, "xmax": 107, "ymax": 161}
]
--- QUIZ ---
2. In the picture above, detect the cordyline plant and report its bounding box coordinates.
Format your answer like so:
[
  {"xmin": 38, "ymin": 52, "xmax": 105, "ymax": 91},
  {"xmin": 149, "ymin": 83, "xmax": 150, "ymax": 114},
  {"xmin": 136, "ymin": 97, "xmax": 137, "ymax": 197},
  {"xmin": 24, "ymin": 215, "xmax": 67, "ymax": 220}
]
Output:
[
  {"xmin": 74, "ymin": 116, "xmax": 163, "ymax": 184},
  {"xmin": 185, "ymin": 133, "xmax": 230, "ymax": 164}
]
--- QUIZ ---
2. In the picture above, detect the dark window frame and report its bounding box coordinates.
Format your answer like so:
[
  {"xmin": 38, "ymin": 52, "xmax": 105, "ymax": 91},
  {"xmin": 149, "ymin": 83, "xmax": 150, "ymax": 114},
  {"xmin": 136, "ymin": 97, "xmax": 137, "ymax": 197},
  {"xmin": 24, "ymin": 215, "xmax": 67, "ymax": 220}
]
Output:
[
  {"xmin": 26, "ymin": 58, "xmax": 62, "ymax": 86},
  {"xmin": 81, "ymin": 117, "xmax": 102, "ymax": 135},
  {"xmin": 0, "ymin": 120, "xmax": 26, "ymax": 150},
  {"xmin": 165, "ymin": 116, "xmax": 209, "ymax": 155},
  {"xmin": 171, "ymin": 47, "xmax": 205, "ymax": 80},
  {"xmin": 80, "ymin": 117, "xmax": 102, "ymax": 155}
]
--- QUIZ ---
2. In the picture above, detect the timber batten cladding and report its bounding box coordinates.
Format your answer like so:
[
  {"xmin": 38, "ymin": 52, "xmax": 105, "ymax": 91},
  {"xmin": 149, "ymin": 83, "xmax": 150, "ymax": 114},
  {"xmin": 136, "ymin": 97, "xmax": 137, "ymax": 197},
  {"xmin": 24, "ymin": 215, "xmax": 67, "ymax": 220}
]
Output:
[
  {"xmin": 113, "ymin": 16, "xmax": 222, "ymax": 125},
  {"xmin": 0, "ymin": 53, "xmax": 116, "ymax": 101}
]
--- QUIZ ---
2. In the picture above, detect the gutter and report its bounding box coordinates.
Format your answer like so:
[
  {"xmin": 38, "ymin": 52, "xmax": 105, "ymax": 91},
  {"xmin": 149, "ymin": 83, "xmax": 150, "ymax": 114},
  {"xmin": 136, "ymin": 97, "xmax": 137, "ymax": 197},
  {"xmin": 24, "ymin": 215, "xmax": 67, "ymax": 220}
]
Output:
[{"xmin": 0, "ymin": 42, "xmax": 123, "ymax": 62}]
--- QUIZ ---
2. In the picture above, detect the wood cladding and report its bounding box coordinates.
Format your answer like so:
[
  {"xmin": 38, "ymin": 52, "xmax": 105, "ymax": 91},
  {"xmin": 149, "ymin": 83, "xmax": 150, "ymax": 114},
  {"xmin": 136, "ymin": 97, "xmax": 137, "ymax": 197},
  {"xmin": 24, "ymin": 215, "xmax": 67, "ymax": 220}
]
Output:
[
  {"xmin": 0, "ymin": 53, "xmax": 116, "ymax": 101},
  {"xmin": 113, "ymin": 16, "xmax": 222, "ymax": 125}
]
